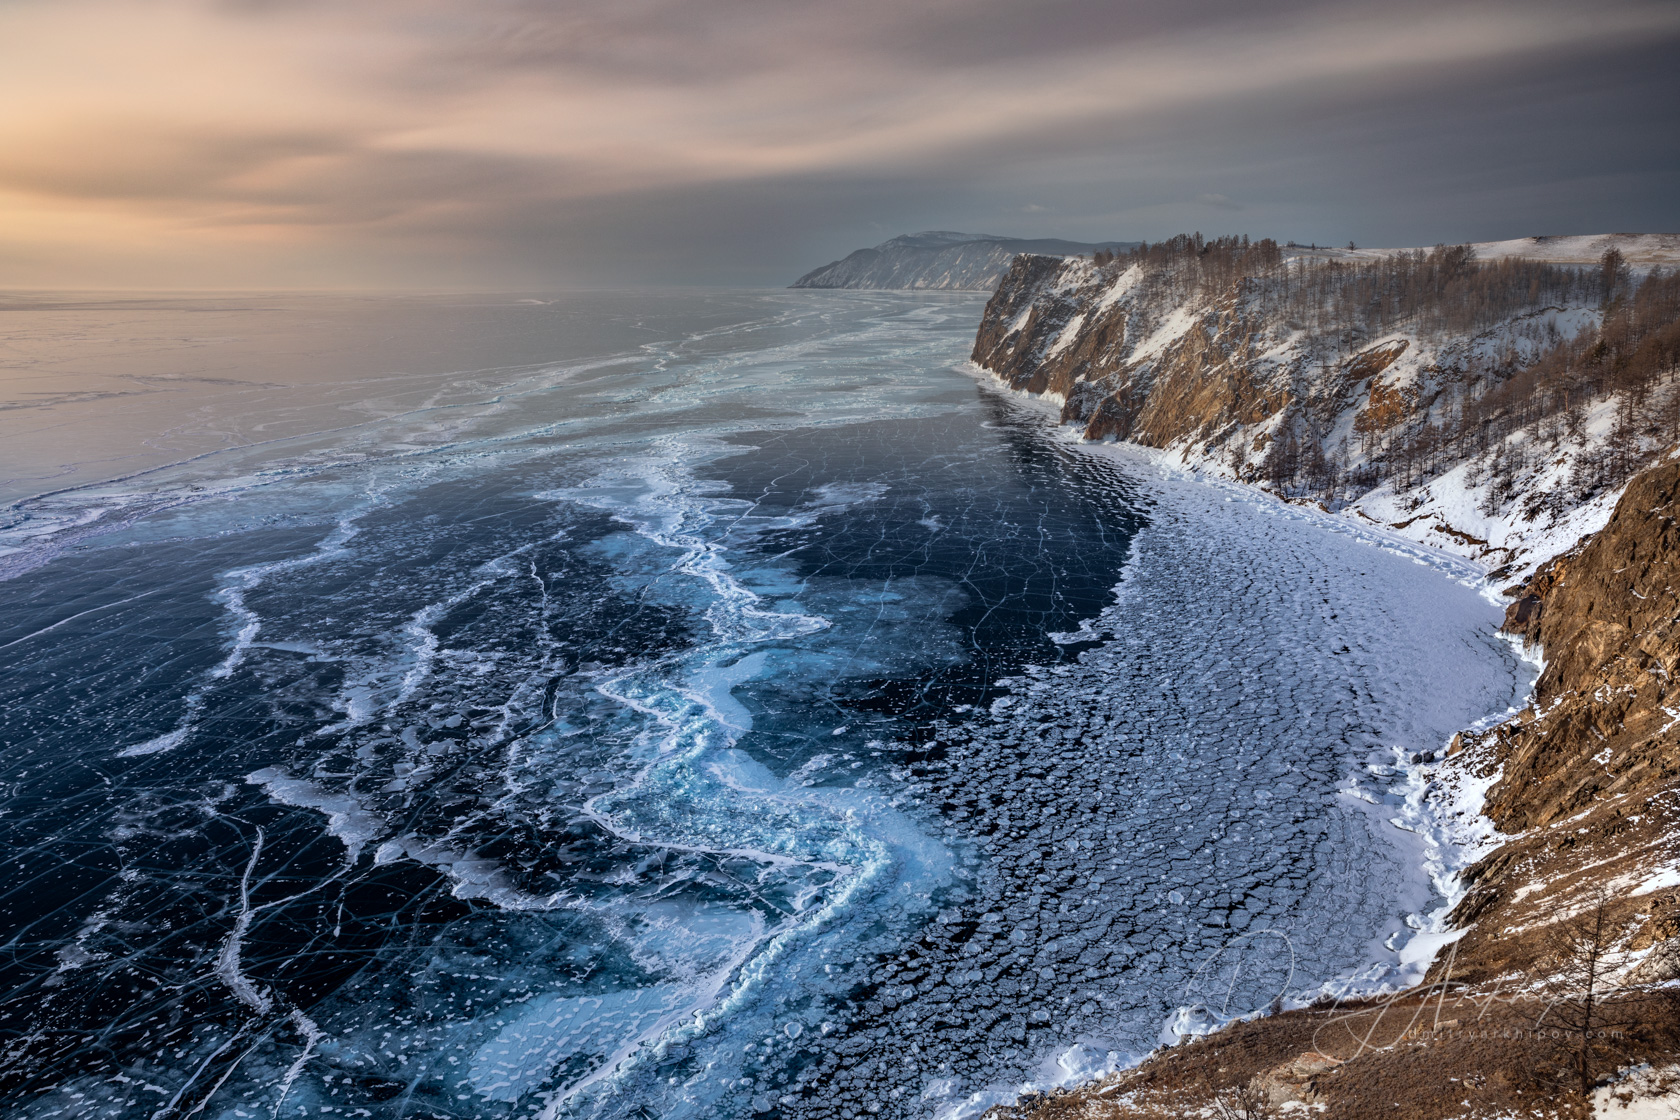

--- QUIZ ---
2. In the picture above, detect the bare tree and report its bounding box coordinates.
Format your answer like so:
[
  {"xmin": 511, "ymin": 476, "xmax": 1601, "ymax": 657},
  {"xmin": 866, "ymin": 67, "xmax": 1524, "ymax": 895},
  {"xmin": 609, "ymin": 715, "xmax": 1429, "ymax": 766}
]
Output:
[
  {"xmin": 1538, "ymin": 890, "xmax": 1615, "ymax": 1098},
  {"xmin": 1528, "ymin": 888, "xmax": 1672, "ymax": 1101},
  {"xmin": 1209, "ymin": 1081, "xmax": 1276, "ymax": 1120},
  {"xmin": 1600, "ymin": 247, "xmax": 1630, "ymax": 308}
]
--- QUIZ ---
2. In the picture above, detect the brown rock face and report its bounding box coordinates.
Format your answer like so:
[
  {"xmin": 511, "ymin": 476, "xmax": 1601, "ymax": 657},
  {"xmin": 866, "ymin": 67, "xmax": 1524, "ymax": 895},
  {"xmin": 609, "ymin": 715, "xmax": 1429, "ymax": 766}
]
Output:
[
  {"xmin": 971, "ymin": 255, "xmax": 1082, "ymax": 399},
  {"xmin": 973, "ymin": 250, "xmax": 1680, "ymax": 986},
  {"xmin": 968, "ymin": 255, "xmax": 1443, "ymax": 472},
  {"xmin": 1352, "ymin": 368, "xmax": 1414, "ymax": 435},
  {"xmin": 1440, "ymin": 458, "xmax": 1680, "ymax": 984},
  {"xmin": 972, "ymin": 260, "xmax": 1304, "ymax": 446}
]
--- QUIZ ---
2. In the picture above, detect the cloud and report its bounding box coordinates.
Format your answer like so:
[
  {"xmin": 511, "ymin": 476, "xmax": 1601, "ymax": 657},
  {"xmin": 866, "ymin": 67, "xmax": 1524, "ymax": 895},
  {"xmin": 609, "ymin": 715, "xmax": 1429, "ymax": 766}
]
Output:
[
  {"xmin": 0, "ymin": 0, "xmax": 1675, "ymax": 287},
  {"xmin": 1196, "ymin": 194, "xmax": 1242, "ymax": 211}
]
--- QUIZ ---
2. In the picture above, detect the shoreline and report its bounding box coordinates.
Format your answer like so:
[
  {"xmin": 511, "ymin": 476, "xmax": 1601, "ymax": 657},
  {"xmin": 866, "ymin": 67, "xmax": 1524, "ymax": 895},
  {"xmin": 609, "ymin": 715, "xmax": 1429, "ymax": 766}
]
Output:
[{"xmin": 959, "ymin": 363, "xmax": 1554, "ymax": 1114}]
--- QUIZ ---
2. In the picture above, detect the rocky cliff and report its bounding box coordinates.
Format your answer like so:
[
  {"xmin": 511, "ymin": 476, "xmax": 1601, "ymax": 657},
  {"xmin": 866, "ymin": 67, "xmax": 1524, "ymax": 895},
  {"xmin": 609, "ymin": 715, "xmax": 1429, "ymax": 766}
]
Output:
[
  {"xmin": 790, "ymin": 231, "xmax": 1135, "ymax": 290},
  {"xmin": 967, "ymin": 235, "xmax": 1680, "ymax": 1116},
  {"xmin": 972, "ymin": 233, "xmax": 1680, "ymax": 579},
  {"xmin": 1441, "ymin": 458, "xmax": 1680, "ymax": 987}
]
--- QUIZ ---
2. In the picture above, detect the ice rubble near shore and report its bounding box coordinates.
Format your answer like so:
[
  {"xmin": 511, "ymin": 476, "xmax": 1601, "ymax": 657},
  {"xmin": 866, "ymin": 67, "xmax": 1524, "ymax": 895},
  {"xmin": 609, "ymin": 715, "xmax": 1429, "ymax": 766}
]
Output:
[
  {"xmin": 835, "ymin": 432, "xmax": 1523, "ymax": 1120},
  {"xmin": 966, "ymin": 237, "xmax": 1680, "ymax": 1114},
  {"xmin": 965, "ymin": 444, "xmax": 1680, "ymax": 1120}
]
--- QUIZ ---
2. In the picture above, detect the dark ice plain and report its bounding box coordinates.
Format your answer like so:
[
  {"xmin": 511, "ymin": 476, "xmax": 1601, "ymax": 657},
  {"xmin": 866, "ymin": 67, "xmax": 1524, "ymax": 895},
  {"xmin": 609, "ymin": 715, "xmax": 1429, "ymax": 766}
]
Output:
[{"xmin": 0, "ymin": 291, "xmax": 1523, "ymax": 1119}]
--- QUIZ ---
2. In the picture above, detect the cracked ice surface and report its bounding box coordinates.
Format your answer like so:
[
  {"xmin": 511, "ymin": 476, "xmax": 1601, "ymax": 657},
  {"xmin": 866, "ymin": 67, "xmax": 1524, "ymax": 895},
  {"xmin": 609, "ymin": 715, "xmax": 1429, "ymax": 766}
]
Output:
[
  {"xmin": 798, "ymin": 454, "xmax": 1528, "ymax": 1119},
  {"xmin": 0, "ymin": 291, "xmax": 1523, "ymax": 1120}
]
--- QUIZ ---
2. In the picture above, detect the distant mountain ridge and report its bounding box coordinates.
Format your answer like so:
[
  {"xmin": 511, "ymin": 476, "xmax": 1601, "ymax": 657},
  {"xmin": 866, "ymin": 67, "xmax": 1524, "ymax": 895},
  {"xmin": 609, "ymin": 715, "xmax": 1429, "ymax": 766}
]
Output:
[{"xmin": 790, "ymin": 231, "xmax": 1137, "ymax": 291}]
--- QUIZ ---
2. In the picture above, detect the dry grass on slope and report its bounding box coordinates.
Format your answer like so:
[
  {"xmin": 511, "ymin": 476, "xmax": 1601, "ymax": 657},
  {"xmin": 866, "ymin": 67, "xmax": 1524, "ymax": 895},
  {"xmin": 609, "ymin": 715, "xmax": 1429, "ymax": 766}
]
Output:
[
  {"xmin": 982, "ymin": 987, "xmax": 1680, "ymax": 1120},
  {"xmin": 1442, "ymin": 458, "xmax": 1680, "ymax": 990}
]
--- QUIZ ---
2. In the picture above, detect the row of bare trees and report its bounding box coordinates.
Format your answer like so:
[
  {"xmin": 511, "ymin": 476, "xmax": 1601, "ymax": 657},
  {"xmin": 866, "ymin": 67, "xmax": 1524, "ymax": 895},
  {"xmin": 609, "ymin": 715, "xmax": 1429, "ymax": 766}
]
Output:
[
  {"xmin": 1107, "ymin": 235, "xmax": 1680, "ymax": 506},
  {"xmin": 1095, "ymin": 234, "xmax": 1284, "ymax": 307},
  {"xmin": 1385, "ymin": 264, "xmax": 1680, "ymax": 508},
  {"xmin": 1100, "ymin": 235, "xmax": 1608, "ymax": 342}
]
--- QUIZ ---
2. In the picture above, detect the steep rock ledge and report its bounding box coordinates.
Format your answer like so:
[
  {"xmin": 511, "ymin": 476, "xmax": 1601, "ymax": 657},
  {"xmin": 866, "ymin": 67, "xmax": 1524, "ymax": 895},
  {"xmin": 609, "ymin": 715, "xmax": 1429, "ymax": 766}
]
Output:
[
  {"xmin": 965, "ymin": 241, "xmax": 1680, "ymax": 1114},
  {"xmin": 972, "ymin": 258, "xmax": 1297, "ymax": 447},
  {"xmin": 972, "ymin": 241, "xmax": 1680, "ymax": 580},
  {"xmin": 1441, "ymin": 458, "xmax": 1680, "ymax": 986}
]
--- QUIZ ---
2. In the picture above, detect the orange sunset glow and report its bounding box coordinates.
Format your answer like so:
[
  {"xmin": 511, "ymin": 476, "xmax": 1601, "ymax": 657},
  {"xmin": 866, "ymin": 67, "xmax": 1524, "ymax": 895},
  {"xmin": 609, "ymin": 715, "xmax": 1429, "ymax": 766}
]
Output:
[{"xmin": 4, "ymin": 0, "xmax": 1678, "ymax": 288}]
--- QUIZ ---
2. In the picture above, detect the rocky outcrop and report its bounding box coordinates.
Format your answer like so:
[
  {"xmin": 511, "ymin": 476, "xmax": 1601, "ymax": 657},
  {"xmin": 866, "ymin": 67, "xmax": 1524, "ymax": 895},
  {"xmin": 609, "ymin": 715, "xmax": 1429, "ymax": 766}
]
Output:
[
  {"xmin": 972, "ymin": 259, "xmax": 1303, "ymax": 446},
  {"xmin": 1438, "ymin": 458, "xmax": 1680, "ymax": 985},
  {"xmin": 966, "ymin": 243, "xmax": 1680, "ymax": 1112},
  {"xmin": 970, "ymin": 241, "xmax": 1680, "ymax": 580},
  {"xmin": 790, "ymin": 231, "xmax": 1134, "ymax": 290}
]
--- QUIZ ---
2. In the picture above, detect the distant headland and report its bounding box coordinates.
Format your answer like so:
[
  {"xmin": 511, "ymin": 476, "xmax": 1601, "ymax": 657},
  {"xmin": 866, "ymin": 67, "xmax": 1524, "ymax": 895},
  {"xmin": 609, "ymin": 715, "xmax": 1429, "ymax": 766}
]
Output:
[{"xmin": 790, "ymin": 231, "xmax": 1137, "ymax": 291}]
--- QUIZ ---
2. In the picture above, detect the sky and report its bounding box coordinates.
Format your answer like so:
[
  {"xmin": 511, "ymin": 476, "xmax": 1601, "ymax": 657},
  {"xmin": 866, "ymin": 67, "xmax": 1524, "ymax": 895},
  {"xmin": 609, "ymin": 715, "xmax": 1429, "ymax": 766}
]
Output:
[{"xmin": 2, "ymin": 0, "xmax": 1677, "ymax": 290}]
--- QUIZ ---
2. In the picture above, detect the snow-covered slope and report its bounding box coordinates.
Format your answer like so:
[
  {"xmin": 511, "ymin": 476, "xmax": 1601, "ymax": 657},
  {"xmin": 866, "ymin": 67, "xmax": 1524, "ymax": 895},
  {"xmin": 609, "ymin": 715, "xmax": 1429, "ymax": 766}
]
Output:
[
  {"xmin": 790, "ymin": 231, "xmax": 1136, "ymax": 291},
  {"xmin": 972, "ymin": 237, "xmax": 1680, "ymax": 580}
]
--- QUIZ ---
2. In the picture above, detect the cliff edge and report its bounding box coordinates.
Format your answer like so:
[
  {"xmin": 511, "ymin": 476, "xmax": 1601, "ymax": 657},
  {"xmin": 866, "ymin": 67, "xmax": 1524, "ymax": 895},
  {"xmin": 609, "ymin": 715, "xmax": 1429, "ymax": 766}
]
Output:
[
  {"xmin": 1444, "ymin": 458, "xmax": 1680, "ymax": 988},
  {"xmin": 967, "ymin": 235, "xmax": 1680, "ymax": 1117},
  {"xmin": 972, "ymin": 233, "xmax": 1680, "ymax": 579}
]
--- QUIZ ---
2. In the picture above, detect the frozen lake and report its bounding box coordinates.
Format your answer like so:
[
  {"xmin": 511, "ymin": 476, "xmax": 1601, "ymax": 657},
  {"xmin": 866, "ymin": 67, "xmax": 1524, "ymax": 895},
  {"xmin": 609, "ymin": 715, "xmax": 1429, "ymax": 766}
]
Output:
[{"xmin": 0, "ymin": 290, "xmax": 1524, "ymax": 1119}]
